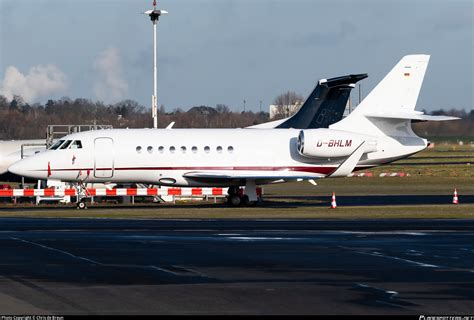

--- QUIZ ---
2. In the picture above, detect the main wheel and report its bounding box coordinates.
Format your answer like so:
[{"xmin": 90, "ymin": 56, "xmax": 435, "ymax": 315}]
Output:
[{"xmin": 228, "ymin": 194, "xmax": 241, "ymax": 206}]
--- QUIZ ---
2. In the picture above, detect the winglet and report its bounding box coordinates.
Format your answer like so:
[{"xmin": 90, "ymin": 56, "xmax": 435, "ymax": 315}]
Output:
[{"xmin": 276, "ymin": 73, "xmax": 367, "ymax": 129}]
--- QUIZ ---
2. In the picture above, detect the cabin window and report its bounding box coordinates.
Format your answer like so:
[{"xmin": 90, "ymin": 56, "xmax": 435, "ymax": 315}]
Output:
[
  {"xmin": 204, "ymin": 146, "xmax": 210, "ymax": 153},
  {"xmin": 228, "ymin": 146, "xmax": 234, "ymax": 153},
  {"xmin": 147, "ymin": 146, "xmax": 153, "ymax": 153},
  {"xmin": 49, "ymin": 140, "xmax": 65, "ymax": 150},
  {"xmin": 158, "ymin": 146, "xmax": 164, "ymax": 153},
  {"xmin": 180, "ymin": 146, "xmax": 186, "ymax": 153},
  {"xmin": 216, "ymin": 146, "xmax": 223, "ymax": 153},
  {"xmin": 136, "ymin": 146, "xmax": 142, "ymax": 153},
  {"xmin": 70, "ymin": 140, "xmax": 82, "ymax": 149},
  {"xmin": 192, "ymin": 146, "xmax": 198, "ymax": 153},
  {"xmin": 60, "ymin": 140, "xmax": 73, "ymax": 149},
  {"xmin": 170, "ymin": 146, "xmax": 176, "ymax": 153}
]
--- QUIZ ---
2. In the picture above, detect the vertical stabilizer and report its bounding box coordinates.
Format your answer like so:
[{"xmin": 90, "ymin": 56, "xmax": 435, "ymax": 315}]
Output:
[
  {"xmin": 354, "ymin": 54, "xmax": 430, "ymax": 114},
  {"xmin": 330, "ymin": 55, "xmax": 430, "ymax": 137}
]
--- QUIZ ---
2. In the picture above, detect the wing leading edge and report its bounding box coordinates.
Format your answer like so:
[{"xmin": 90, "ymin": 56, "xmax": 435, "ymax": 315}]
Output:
[{"xmin": 183, "ymin": 170, "xmax": 326, "ymax": 184}]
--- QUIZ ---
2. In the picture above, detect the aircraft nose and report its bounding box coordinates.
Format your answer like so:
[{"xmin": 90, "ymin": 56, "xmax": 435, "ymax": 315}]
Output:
[
  {"xmin": 8, "ymin": 157, "xmax": 47, "ymax": 179},
  {"xmin": 8, "ymin": 160, "xmax": 27, "ymax": 177}
]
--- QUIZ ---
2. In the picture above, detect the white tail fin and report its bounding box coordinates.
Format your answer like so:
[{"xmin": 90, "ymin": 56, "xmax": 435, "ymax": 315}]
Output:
[
  {"xmin": 330, "ymin": 55, "xmax": 432, "ymax": 137},
  {"xmin": 355, "ymin": 54, "xmax": 430, "ymax": 114}
]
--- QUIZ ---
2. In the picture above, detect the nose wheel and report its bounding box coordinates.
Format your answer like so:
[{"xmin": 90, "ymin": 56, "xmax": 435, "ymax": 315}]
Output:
[{"xmin": 76, "ymin": 200, "xmax": 88, "ymax": 210}]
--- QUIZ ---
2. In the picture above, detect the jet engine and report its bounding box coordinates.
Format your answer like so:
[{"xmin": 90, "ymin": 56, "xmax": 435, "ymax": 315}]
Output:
[{"xmin": 297, "ymin": 129, "xmax": 377, "ymax": 158}]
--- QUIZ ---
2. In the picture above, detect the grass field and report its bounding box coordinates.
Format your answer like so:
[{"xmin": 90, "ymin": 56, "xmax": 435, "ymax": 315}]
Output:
[
  {"xmin": 0, "ymin": 203, "xmax": 473, "ymax": 219},
  {"xmin": 356, "ymin": 141, "xmax": 473, "ymax": 177},
  {"xmin": 0, "ymin": 142, "xmax": 472, "ymax": 219}
]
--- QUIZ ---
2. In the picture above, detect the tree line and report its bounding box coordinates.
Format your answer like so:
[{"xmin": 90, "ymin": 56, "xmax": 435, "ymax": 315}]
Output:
[
  {"xmin": 0, "ymin": 95, "xmax": 269, "ymax": 139},
  {"xmin": 0, "ymin": 94, "xmax": 472, "ymax": 140}
]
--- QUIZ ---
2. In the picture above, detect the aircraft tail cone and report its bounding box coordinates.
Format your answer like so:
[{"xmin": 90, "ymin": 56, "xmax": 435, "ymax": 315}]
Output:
[
  {"xmin": 331, "ymin": 192, "xmax": 337, "ymax": 209},
  {"xmin": 453, "ymin": 188, "xmax": 459, "ymax": 204}
]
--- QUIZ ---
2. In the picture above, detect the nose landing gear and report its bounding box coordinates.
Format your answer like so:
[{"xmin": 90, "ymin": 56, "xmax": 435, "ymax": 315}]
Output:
[
  {"xmin": 75, "ymin": 181, "xmax": 90, "ymax": 210},
  {"xmin": 76, "ymin": 200, "xmax": 88, "ymax": 210}
]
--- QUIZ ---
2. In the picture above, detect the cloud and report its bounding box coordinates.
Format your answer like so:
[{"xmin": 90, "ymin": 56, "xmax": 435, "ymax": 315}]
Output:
[
  {"xmin": 93, "ymin": 47, "xmax": 128, "ymax": 102},
  {"xmin": 0, "ymin": 64, "xmax": 67, "ymax": 102}
]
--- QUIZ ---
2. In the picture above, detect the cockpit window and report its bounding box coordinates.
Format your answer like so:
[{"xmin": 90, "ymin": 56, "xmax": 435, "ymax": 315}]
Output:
[
  {"xmin": 70, "ymin": 140, "xmax": 82, "ymax": 149},
  {"xmin": 49, "ymin": 140, "xmax": 65, "ymax": 150},
  {"xmin": 60, "ymin": 140, "xmax": 73, "ymax": 149}
]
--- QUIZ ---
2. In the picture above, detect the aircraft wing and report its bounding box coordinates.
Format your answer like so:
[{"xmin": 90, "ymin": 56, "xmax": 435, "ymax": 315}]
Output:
[{"xmin": 183, "ymin": 170, "xmax": 321, "ymax": 184}]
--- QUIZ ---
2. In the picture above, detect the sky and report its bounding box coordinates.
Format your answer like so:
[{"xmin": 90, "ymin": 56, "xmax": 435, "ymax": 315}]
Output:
[{"xmin": 0, "ymin": 0, "xmax": 472, "ymax": 113}]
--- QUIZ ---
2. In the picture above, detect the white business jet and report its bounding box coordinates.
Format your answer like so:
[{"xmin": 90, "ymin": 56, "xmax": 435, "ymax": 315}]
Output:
[
  {"xmin": 2, "ymin": 72, "xmax": 361, "ymax": 182},
  {"xmin": 8, "ymin": 55, "xmax": 457, "ymax": 206}
]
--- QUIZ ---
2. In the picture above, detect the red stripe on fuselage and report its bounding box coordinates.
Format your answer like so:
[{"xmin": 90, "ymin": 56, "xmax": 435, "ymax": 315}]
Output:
[{"xmin": 45, "ymin": 166, "xmax": 340, "ymax": 175}]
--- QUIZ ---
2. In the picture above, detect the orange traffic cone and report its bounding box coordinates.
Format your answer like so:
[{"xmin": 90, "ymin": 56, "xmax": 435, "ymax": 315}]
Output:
[
  {"xmin": 453, "ymin": 188, "xmax": 459, "ymax": 204},
  {"xmin": 331, "ymin": 192, "xmax": 337, "ymax": 209}
]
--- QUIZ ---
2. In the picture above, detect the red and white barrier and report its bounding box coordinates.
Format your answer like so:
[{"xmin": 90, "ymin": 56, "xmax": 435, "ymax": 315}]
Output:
[
  {"xmin": 0, "ymin": 187, "xmax": 263, "ymax": 198},
  {"xmin": 378, "ymin": 172, "xmax": 410, "ymax": 177},
  {"xmin": 348, "ymin": 172, "xmax": 410, "ymax": 177},
  {"xmin": 348, "ymin": 172, "xmax": 373, "ymax": 177}
]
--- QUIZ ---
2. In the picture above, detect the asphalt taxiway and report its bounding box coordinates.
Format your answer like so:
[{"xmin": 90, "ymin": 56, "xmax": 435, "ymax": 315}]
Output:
[{"xmin": 0, "ymin": 218, "xmax": 473, "ymax": 314}]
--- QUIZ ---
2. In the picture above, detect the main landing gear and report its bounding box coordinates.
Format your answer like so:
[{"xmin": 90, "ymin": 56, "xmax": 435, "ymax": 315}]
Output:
[{"xmin": 227, "ymin": 182, "xmax": 260, "ymax": 207}]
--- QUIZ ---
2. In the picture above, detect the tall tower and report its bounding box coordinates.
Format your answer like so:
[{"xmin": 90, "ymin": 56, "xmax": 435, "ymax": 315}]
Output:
[{"xmin": 144, "ymin": 0, "xmax": 168, "ymax": 128}]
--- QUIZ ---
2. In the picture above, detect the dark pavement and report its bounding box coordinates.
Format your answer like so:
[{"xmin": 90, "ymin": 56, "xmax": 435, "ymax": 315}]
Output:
[{"xmin": 0, "ymin": 218, "xmax": 473, "ymax": 315}]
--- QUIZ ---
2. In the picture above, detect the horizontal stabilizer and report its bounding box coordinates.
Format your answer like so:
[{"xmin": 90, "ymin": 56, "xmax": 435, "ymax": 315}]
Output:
[{"xmin": 365, "ymin": 112, "xmax": 460, "ymax": 121}]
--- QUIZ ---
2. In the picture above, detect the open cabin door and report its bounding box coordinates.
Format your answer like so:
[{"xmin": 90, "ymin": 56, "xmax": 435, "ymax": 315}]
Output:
[{"xmin": 94, "ymin": 137, "xmax": 114, "ymax": 178}]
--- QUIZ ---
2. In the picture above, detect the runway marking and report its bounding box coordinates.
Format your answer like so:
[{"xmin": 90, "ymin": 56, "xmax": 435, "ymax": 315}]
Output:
[
  {"xmin": 10, "ymin": 237, "xmax": 208, "ymax": 278},
  {"xmin": 148, "ymin": 265, "xmax": 185, "ymax": 276},
  {"xmin": 336, "ymin": 231, "xmax": 428, "ymax": 236},
  {"xmin": 149, "ymin": 265, "xmax": 208, "ymax": 278},
  {"xmin": 356, "ymin": 283, "xmax": 399, "ymax": 299},
  {"xmin": 354, "ymin": 283, "xmax": 416, "ymax": 308},
  {"xmin": 362, "ymin": 251, "xmax": 440, "ymax": 268},
  {"xmin": 343, "ymin": 246, "xmax": 474, "ymax": 273},
  {"xmin": 405, "ymin": 249, "xmax": 424, "ymax": 256},
  {"xmin": 227, "ymin": 237, "xmax": 286, "ymax": 241},
  {"xmin": 11, "ymin": 237, "xmax": 102, "ymax": 266}
]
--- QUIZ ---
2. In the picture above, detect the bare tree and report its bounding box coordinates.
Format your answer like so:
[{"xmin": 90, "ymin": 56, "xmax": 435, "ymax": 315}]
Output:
[{"xmin": 272, "ymin": 91, "xmax": 304, "ymax": 119}]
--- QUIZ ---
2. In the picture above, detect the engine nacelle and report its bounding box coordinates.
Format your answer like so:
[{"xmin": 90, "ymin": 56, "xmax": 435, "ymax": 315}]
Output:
[{"xmin": 297, "ymin": 129, "xmax": 377, "ymax": 158}]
